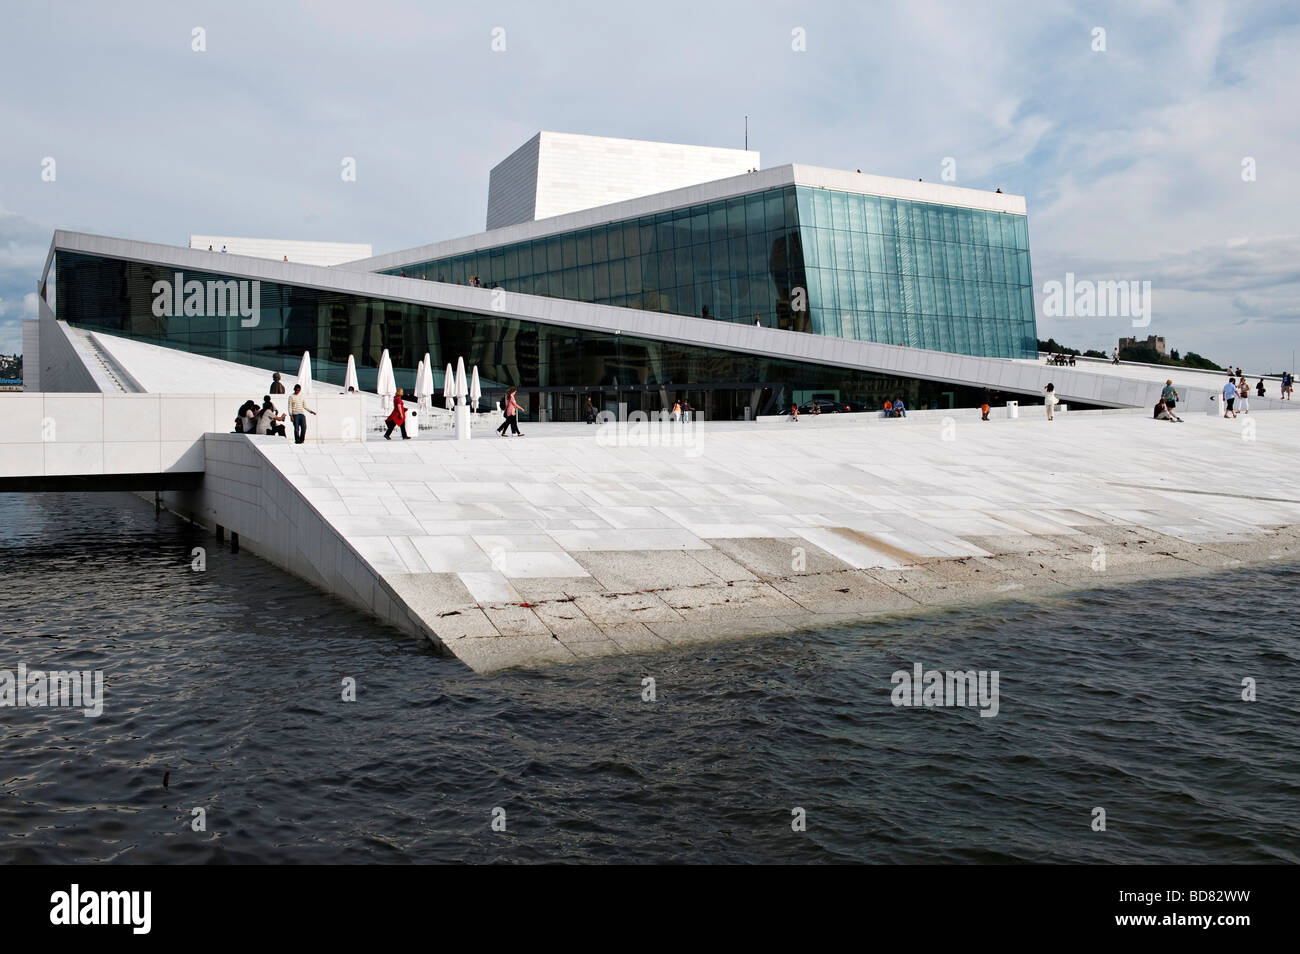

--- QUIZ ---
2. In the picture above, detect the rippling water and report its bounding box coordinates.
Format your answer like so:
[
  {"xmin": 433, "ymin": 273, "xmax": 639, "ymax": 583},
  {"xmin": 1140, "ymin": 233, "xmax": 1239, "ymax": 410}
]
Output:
[{"xmin": 1, "ymin": 491, "xmax": 1297, "ymax": 863}]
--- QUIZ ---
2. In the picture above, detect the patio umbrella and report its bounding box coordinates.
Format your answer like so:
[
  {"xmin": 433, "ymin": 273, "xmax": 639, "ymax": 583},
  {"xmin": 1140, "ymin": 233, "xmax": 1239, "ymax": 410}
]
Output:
[
  {"xmin": 343, "ymin": 354, "xmax": 359, "ymax": 393},
  {"xmin": 418, "ymin": 360, "xmax": 435, "ymax": 407},
  {"xmin": 414, "ymin": 359, "xmax": 425, "ymax": 401},
  {"xmin": 470, "ymin": 366, "xmax": 481, "ymax": 410},
  {"xmin": 443, "ymin": 363, "xmax": 455, "ymax": 405},
  {"xmin": 376, "ymin": 349, "xmax": 396, "ymax": 399},
  {"xmin": 296, "ymin": 351, "xmax": 312, "ymax": 394},
  {"xmin": 455, "ymin": 356, "xmax": 467, "ymax": 406}
]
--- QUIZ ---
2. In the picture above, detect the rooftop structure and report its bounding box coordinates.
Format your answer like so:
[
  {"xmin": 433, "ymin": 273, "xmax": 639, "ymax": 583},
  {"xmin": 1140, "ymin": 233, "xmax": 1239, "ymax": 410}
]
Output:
[
  {"xmin": 189, "ymin": 236, "xmax": 373, "ymax": 267},
  {"xmin": 486, "ymin": 131, "xmax": 760, "ymax": 230}
]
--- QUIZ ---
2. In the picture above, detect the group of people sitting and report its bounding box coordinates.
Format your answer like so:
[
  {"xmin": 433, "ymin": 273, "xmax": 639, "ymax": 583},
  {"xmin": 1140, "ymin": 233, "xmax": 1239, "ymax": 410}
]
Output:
[
  {"xmin": 234, "ymin": 396, "xmax": 288, "ymax": 436},
  {"xmin": 1045, "ymin": 353, "xmax": 1077, "ymax": 366},
  {"xmin": 882, "ymin": 398, "xmax": 906, "ymax": 418}
]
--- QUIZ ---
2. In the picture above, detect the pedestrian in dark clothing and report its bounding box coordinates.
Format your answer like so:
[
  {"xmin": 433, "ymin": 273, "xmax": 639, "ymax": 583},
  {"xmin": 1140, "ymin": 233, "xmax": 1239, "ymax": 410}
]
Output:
[
  {"xmin": 270, "ymin": 372, "xmax": 286, "ymax": 394},
  {"xmin": 497, "ymin": 387, "xmax": 522, "ymax": 436}
]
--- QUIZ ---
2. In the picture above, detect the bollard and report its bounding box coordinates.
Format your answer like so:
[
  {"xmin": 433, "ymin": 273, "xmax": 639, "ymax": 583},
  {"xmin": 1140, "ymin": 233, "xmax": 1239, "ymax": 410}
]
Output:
[{"xmin": 1006, "ymin": 401, "xmax": 1019, "ymax": 419}]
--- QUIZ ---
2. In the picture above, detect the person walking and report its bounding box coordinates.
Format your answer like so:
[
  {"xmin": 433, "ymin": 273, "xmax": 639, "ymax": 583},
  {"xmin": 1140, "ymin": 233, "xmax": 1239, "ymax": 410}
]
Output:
[
  {"xmin": 270, "ymin": 372, "xmax": 286, "ymax": 395},
  {"xmin": 288, "ymin": 384, "xmax": 316, "ymax": 443},
  {"xmin": 1256, "ymin": 378, "xmax": 1266, "ymax": 398},
  {"xmin": 671, "ymin": 400, "xmax": 681, "ymax": 422},
  {"xmin": 1236, "ymin": 377, "xmax": 1250, "ymax": 415},
  {"xmin": 1111, "ymin": 348, "xmax": 1120, "ymax": 365},
  {"xmin": 1160, "ymin": 379, "xmax": 1178, "ymax": 410},
  {"xmin": 385, "ymin": 388, "xmax": 410, "ymax": 439},
  {"xmin": 1282, "ymin": 371, "xmax": 1293, "ymax": 400},
  {"xmin": 1222, "ymin": 375, "xmax": 1238, "ymax": 418},
  {"xmin": 1044, "ymin": 383, "xmax": 1058, "ymax": 420},
  {"xmin": 496, "ymin": 386, "xmax": 522, "ymax": 437},
  {"xmin": 584, "ymin": 396, "xmax": 596, "ymax": 424},
  {"xmin": 790, "ymin": 402, "xmax": 799, "ymax": 422}
]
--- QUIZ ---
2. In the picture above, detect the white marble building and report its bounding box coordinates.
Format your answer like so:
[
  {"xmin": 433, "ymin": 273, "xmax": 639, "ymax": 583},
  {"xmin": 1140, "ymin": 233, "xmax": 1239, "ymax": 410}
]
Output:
[{"xmin": 486, "ymin": 131, "xmax": 760, "ymax": 230}]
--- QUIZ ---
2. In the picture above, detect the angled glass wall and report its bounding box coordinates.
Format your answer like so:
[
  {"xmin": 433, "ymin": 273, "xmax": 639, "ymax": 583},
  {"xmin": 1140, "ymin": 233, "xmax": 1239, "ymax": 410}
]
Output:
[
  {"xmin": 382, "ymin": 185, "xmax": 1037, "ymax": 358},
  {"xmin": 387, "ymin": 186, "xmax": 808, "ymax": 331},
  {"xmin": 794, "ymin": 187, "xmax": 1035, "ymax": 357},
  {"xmin": 55, "ymin": 251, "xmax": 1045, "ymax": 420}
]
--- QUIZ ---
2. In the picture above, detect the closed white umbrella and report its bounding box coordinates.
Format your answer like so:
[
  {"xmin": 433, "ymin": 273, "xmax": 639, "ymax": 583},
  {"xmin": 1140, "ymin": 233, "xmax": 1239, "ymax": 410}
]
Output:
[
  {"xmin": 376, "ymin": 349, "xmax": 396, "ymax": 398},
  {"xmin": 443, "ymin": 362, "xmax": 455, "ymax": 404},
  {"xmin": 343, "ymin": 354, "xmax": 359, "ymax": 392},
  {"xmin": 419, "ymin": 361, "xmax": 435, "ymax": 407},
  {"xmin": 420, "ymin": 353, "xmax": 434, "ymax": 407},
  {"xmin": 296, "ymin": 351, "xmax": 312, "ymax": 394},
  {"xmin": 414, "ymin": 359, "xmax": 425, "ymax": 400},
  {"xmin": 470, "ymin": 366, "xmax": 481, "ymax": 410},
  {"xmin": 455, "ymin": 356, "xmax": 467, "ymax": 406}
]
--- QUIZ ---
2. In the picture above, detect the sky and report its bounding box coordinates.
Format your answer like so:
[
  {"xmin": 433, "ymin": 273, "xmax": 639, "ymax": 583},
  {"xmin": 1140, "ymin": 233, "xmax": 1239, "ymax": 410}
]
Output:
[{"xmin": 2, "ymin": 0, "xmax": 1298, "ymax": 370}]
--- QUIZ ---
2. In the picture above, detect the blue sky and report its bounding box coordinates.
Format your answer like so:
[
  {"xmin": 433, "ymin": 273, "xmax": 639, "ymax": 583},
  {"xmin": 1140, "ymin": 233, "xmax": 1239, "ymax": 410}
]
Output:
[{"xmin": 2, "ymin": 0, "xmax": 1297, "ymax": 369}]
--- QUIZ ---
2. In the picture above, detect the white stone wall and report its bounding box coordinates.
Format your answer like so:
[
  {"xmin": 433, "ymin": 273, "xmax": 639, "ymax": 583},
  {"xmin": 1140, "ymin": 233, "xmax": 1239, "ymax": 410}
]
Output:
[
  {"xmin": 36, "ymin": 307, "xmax": 102, "ymax": 393},
  {"xmin": 159, "ymin": 435, "xmax": 441, "ymax": 648},
  {"xmin": 485, "ymin": 131, "xmax": 759, "ymax": 230},
  {"xmin": 0, "ymin": 392, "xmax": 365, "ymax": 479},
  {"xmin": 533, "ymin": 133, "xmax": 758, "ymax": 222},
  {"xmin": 21, "ymin": 319, "xmax": 40, "ymax": 392},
  {"xmin": 485, "ymin": 133, "xmax": 541, "ymax": 230}
]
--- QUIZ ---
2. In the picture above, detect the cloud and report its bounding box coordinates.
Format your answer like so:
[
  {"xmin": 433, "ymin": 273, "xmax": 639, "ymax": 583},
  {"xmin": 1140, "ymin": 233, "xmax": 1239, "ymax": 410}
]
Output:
[{"xmin": 0, "ymin": 0, "xmax": 1296, "ymax": 371}]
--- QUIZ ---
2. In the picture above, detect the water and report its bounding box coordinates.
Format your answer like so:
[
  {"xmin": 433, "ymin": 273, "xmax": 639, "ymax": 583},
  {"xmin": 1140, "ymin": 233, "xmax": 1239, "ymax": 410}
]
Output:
[{"xmin": 1, "ymin": 492, "xmax": 1297, "ymax": 863}]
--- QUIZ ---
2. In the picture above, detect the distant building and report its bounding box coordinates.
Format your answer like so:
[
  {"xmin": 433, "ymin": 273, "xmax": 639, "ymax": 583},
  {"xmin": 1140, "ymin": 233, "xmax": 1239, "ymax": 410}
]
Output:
[{"xmin": 1119, "ymin": 335, "xmax": 1166, "ymax": 356}]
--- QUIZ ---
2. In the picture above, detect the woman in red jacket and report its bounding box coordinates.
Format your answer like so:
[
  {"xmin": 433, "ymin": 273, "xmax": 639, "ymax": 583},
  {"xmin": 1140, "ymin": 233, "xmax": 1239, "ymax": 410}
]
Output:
[{"xmin": 385, "ymin": 388, "xmax": 410, "ymax": 440}]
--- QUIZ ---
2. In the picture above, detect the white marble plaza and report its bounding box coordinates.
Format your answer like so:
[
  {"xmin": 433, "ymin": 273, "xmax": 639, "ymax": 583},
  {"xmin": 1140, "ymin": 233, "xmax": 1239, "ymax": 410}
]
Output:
[{"xmin": 212, "ymin": 408, "xmax": 1300, "ymax": 672}]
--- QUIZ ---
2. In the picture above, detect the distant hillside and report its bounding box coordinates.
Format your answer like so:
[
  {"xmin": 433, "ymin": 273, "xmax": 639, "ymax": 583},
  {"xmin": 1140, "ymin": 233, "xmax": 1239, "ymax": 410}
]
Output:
[{"xmin": 1037, "ymin": 339, "xmax": 1223, "ymax": 372}]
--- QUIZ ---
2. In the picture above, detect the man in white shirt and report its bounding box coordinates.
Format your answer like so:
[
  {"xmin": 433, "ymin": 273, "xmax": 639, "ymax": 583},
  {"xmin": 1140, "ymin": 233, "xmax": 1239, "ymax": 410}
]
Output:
[{"xmin": 288, "ymin": 385, "xmax": 316, "ymax": 443}]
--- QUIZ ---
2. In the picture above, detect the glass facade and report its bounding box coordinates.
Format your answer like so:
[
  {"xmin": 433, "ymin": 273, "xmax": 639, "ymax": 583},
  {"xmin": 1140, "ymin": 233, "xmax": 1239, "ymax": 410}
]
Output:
[
  {"xmin": 383, "ymin": 184, "xmax": 1037, "ymax": 358},
  {"xmin": 55, "ymin": 251, "xmax": 1040, "ymax": 420}
]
